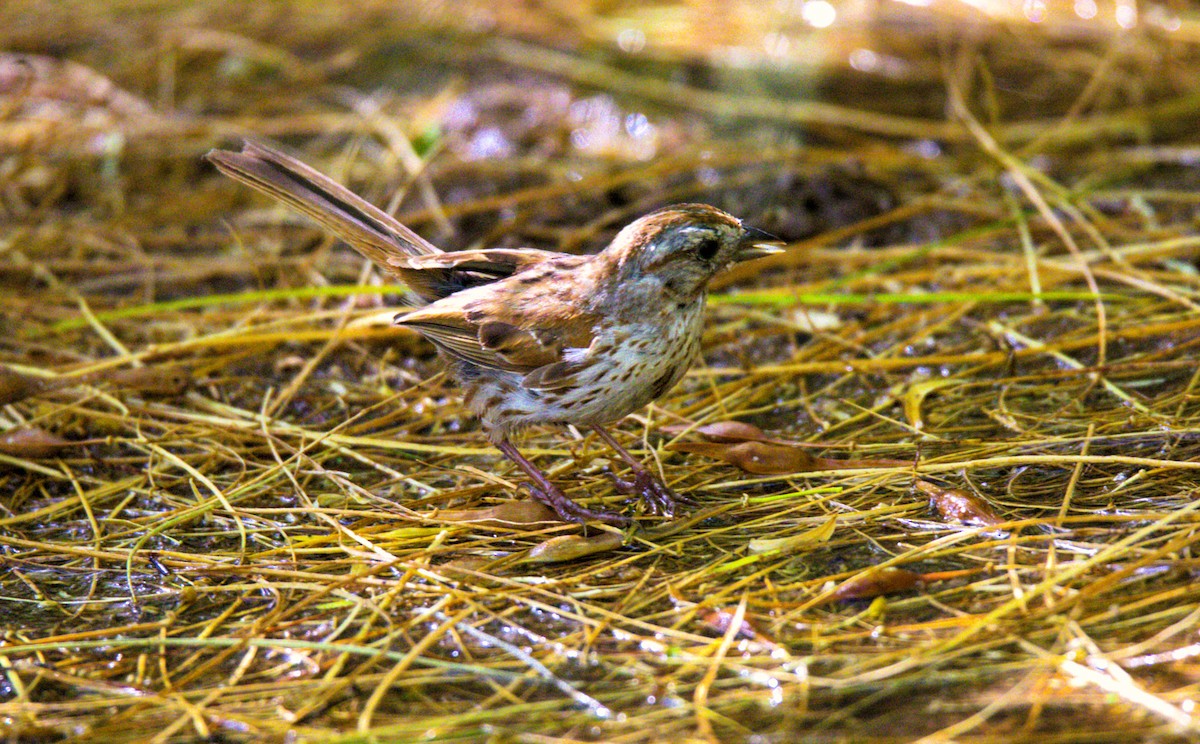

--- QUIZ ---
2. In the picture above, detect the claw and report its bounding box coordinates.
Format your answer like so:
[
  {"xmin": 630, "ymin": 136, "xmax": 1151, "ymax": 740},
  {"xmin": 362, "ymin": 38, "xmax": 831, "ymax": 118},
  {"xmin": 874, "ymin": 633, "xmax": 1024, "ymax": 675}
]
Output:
[
  {"xmin": 609, "ymin": 470, "xmax": 693, "ymax": 517},
  {"xmin": 498, "ymin": 436, "xmax": 631, "ymax": 525},
  {"xmin": 521, "ymin": 482, "xmax": 631, "ymax": 526}
]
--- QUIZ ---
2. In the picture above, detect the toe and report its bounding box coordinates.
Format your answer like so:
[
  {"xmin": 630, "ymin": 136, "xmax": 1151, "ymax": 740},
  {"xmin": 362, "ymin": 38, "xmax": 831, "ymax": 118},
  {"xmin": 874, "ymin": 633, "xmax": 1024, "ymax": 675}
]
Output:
[
  {"xmin": 522, "ymin": 482, "xmax": 631, "ymax": 525},
  {"xmin": 633, "ymin": 473, "xmax": 685, "ymax": 517},
  {"xmin": 610, "ymin": 475, "xmax": 637, "ymax": 495}
]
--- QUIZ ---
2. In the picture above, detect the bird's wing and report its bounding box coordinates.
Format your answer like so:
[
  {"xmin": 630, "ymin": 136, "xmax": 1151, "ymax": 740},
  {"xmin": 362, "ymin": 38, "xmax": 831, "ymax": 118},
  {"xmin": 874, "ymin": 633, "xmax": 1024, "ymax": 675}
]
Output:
[
  {"xmin": 520, "ymin": 359, "xmax": 585, "ymax": 391},
  {"xmin": 395, "ymin": 257, "xmax": 599, "ymax": 388},
  {"xmin": 387, "ymin": 248, "xmax": 562, "ymax": 276},
  {"xmin": 386, "ymin": 248, "xmax": 567, "ymax": 297}
]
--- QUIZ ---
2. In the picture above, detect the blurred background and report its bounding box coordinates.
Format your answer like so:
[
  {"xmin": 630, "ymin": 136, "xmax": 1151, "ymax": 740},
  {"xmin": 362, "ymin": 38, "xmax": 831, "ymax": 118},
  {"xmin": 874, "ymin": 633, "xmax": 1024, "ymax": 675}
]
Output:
[{"xmin": 4, "ymin": 0, "xmax": 1196, "ymax": 257}]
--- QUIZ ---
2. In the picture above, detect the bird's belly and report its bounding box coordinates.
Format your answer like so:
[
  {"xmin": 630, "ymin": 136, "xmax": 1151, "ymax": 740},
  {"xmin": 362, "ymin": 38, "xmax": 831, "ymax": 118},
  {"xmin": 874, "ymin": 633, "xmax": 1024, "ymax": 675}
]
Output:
[
  {"xmin": 462, "ymin": 298, "xmax": 706, "ymax": 439},
  {"xmin": 580, "ymin": 335, "xmax": 696, "ymax": 417},
  {"xmin": 500, "ymin": 306, "xmax": 703, "ymax": 431}
]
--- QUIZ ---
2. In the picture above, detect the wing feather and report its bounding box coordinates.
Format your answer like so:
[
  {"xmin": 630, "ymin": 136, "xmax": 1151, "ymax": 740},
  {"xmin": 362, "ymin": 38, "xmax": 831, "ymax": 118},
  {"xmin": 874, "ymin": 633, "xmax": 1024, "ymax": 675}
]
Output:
[
  {"xmin": 522, "ymin": 360, "xmax": 583, "ymax": 391},
  {"xmin": 387, "ymin": 248, "xmax": 562, "ymax": 276},
  {"xmin": 394, "ymin": 259, "xmax": 601, "ymax": 385}
]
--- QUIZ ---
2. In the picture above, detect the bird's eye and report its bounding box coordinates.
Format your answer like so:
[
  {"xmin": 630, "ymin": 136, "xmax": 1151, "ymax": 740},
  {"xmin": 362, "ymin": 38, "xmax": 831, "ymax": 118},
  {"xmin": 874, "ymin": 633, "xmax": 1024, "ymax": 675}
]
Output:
[{"xmin": 695, "ymin": 237, "xmax": 721, "ymax": 261}]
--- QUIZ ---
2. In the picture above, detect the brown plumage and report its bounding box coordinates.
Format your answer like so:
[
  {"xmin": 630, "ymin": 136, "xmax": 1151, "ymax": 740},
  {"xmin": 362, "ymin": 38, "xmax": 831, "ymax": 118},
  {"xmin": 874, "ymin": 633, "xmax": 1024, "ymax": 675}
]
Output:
[{"xmin": 207, "ymin": 140, "xmax": 781, "ymax": 524}]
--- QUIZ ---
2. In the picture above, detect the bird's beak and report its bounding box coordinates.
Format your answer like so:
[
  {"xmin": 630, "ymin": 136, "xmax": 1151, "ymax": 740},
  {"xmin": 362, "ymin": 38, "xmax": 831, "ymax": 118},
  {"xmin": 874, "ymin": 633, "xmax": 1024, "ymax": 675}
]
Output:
[{"xmin": 734, "ymin": 227, "xmax": 786, "ymax": 262}]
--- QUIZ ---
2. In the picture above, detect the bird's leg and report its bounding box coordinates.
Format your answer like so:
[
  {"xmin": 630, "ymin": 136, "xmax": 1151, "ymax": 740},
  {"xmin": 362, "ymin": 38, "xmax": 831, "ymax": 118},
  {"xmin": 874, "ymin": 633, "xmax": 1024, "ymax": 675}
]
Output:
[
  {"xmin": 494, "ymin": 438, "xmax": 630, "ymax": 525},
  {"xmin": 591, "ymin": 425, "xmax": 692, "ymax": 516}
]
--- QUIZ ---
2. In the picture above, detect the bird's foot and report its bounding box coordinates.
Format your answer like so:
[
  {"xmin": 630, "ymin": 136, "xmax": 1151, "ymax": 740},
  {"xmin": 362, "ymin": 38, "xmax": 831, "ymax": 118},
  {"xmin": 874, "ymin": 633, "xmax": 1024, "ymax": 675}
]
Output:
[
  {"xmin": 521, "ymin": 482, "xmax": 631, "ymax": 526},
  {"xmin": 610, "ymin": 469, "xmax": 693, "ymax": 517}
]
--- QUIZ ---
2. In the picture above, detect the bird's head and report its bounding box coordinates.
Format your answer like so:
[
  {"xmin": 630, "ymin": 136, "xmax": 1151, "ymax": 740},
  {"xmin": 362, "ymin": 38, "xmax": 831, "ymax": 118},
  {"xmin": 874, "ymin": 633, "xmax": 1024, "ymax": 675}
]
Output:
[{"xmin": 604, "ymin": 204, "xmax": 782, "ymax": 299}]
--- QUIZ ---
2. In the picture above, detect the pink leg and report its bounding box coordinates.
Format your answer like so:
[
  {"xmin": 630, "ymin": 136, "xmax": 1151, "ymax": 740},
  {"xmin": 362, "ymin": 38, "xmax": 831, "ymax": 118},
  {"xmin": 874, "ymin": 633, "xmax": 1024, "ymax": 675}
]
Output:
[
  {"xmin": 591, "ymin": 426, "xmax": 692, "ymax": 517},
  {"xmin": 495, "ymin": 438, "xmax": 630, "ymax": 525}
]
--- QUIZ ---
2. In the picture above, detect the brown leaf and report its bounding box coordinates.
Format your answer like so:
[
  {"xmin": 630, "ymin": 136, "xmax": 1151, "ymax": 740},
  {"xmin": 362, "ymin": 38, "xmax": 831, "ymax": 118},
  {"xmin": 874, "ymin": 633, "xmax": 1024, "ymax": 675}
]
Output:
[
  {"xmin": 437, "ymin": 500, "xmax": 557, "ymax": 526},
  {"xmin": 523, "ymin": 532, "xmax": 624, "ymax": 564},
  {"xmin": 0, "ymin": 365, "xmax": 192, "ymax": 404},
  {"xmin": 830, "ymin": 567, "xmax": 922, "ymax": 602},
  {"xmin": 663, "ymin": 420, "xmax": 773, "ymax": 443},
  {"xmin": 670, "ymin": 441, "xmax": 818, "ymax": 474},
  {"xmin": 0, "ymin": 427, "xmax": 75, "ymax": 458},
  {"xmin": 670, "ymin": 440, "xmax": 906, "ymax": 475},
  {"xmin": 915, "ymin": 480, "xmax": 1003, "ymax": 527},
  {"xmin": 0, "ymin": 367, "xmax": 49, "ymax": 405},
  {"xmin": 102, "ymin": 366, "xmax": 192, "ymax": 397}
]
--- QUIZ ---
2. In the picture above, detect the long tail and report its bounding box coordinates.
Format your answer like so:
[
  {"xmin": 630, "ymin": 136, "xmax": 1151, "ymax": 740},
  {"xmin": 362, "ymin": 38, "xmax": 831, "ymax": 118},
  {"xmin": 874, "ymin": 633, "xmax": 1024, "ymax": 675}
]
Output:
[{"xmin": 207, "ymin": 140, "xmax": 450, "ymax": 301}]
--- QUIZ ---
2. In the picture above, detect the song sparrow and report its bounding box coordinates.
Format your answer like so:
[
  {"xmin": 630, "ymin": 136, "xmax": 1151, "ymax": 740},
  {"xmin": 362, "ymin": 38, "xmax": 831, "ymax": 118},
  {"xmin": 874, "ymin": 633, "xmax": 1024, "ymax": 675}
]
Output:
[{"xmin": 207, "ymin": 141, "xmax": 780, "ymax": 524}]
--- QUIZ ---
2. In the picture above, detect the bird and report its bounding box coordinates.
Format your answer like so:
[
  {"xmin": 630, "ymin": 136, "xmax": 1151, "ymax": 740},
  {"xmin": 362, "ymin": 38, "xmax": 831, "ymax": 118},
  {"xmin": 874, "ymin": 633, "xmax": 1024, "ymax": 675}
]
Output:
[{"xmin": 207, "ymin": 140, "xmax": 781, "ymax": 524}]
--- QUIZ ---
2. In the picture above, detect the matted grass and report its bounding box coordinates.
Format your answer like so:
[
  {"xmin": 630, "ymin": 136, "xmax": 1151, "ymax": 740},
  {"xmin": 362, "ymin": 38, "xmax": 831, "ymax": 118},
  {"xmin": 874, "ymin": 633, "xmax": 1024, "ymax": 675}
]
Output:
[{"xmin": 4, "ymin": 1, "xmax": 1200, "ymax": 741}]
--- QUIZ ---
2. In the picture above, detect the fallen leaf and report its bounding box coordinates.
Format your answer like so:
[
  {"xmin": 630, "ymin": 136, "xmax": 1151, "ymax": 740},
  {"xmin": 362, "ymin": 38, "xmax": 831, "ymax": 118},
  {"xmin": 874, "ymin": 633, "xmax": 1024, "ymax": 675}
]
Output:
[
  {"xmin": 437, "ymin": 500, "xmax": 557, "ymax": 526},
  {"xmin": 0, "ymin": 427, "xmax": 75, "ymax": 458},
  {"xmin": 0, "ymin": 367, "xmax": 49, "ymax": 405},
  {"xmin": 670, "ymin": 441, "xmax": 818, "ymax": 474},
  {"xmin": 748, "ymin": 516, "xmax": 837, "ymax": 554},
  {"xmin": 523, "ymin": 532, "xmax": 624, "ymax": 563},
  {"xmin": 830, "ymin": 567, "xmax": 921, "ymax": 602},
  {"xmin": 663, "ymin": 420, "xmax": 773, "ymax": 443},
  {"xmin": 671, "ymin": 441, "xmax": 908, "ymax": 475},
  {"xmin": 103, "ymin": 366, "xmax": 192, "ymax": 397},
  {"xmin": 915, "ymin": 480, "xmax": 1003, "ymax": 527},
  {"xmin": 0, "ymin": 364, "xmax": 193, "ymax": 404}
]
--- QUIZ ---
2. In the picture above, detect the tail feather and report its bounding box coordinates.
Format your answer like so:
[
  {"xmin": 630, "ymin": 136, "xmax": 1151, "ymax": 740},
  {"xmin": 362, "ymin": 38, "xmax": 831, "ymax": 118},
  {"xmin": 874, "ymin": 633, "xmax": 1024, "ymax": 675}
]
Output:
[{"xmin": 207, "ymin": 140, "xmax": 451, "ymax": 301}]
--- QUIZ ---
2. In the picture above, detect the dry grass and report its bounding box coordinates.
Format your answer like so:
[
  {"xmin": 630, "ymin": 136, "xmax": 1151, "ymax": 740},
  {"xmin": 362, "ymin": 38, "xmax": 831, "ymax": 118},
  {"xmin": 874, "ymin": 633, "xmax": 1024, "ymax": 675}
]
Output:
[{"xmin": 4, "ymin": 1, "xmax": 1200, "ymax": 741}]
